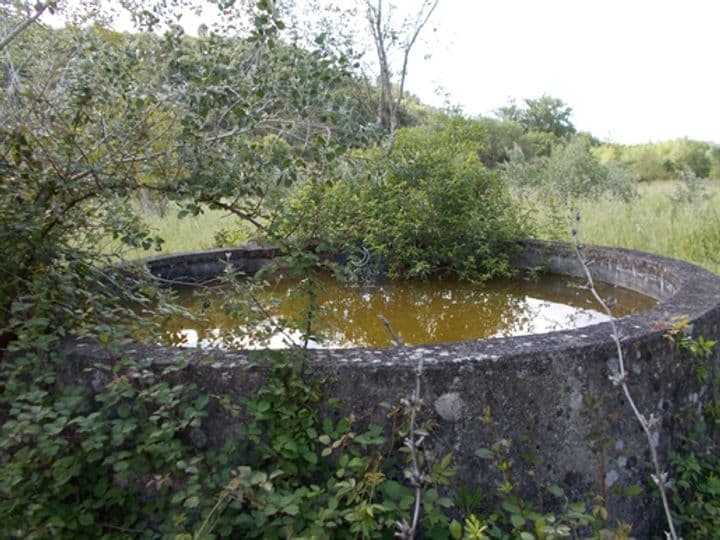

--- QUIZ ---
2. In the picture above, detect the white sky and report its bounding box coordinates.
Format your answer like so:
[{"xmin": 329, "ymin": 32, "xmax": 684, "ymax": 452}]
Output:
[
  {"xmin": 405, "ymin": 0, "xmax": 720, "ymax": 144},
  {"xmin": 40, "ymin": 0, "xmax": 720, "ymax": 145}
]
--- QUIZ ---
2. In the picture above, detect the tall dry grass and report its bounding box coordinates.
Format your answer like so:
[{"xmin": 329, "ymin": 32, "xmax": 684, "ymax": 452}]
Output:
[{"xmin": 572, "ymin": 181, "xmax": 720, "ymax": 275}]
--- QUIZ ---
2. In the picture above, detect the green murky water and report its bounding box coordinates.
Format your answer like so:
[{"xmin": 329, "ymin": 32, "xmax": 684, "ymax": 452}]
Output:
[{"xmin": 157, "ymin": 273, "xmax": 656, "ymax": 349}]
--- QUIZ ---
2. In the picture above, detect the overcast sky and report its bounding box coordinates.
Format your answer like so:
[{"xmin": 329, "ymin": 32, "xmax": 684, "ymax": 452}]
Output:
[
  {"xmin": 404, "ymin": 0, "xmax": 720, "ymax": 144},
  {"xmin": 42, "ymin": 0, "xmax": 720, "ymax": 145}
]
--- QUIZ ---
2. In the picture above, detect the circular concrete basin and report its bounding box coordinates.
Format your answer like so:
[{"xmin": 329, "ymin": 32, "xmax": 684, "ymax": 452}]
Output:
[{"xmin": 71, "ymin": 240, "xmax": 720, "ymax": 536}]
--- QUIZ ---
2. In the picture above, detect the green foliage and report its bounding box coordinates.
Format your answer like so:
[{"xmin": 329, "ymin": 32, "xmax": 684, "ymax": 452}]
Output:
[
  {"xmin": 558, "ymin": 181, "xmax": 720, "ymax": 275},
  {"xmin": 212, "ymin": 226, "xmax": 251, "ymax": 249},
  {"xmin": 0, "ymin": 340, "xmax": 451, "ymax": 538},
  {"xmin": 680, "ymin": 143, "xmax": 713, "ymax": 179},
  {"xmin": 2, "ymin": 4, "xmax": 720, "ymax": 539},
  {"xmin": 595, "ymin": 139, "xmax": 716, "ymax": 182},
  {"xmin": 669, "ymin": 166, "xmax": 713, "ymax": 207},
  {"xmin": 664, "ymin": 315, "xmax": 717, "ymax": 364},
  {"xmin": 0, "ymin": 2, "xmax": 413, "ymax": 537},
  {"xmin": 543, "ymin": 137, "xmax": 636, "ymax": 202},
  {"xmin": 0, "ymin": 356, "xmax": 217, "ymax": 538},
  {"xmin": 497, "ymin": 96, "xmax": 576, "ymax": 139},
  {"xmin": 469, "ymin": 408, "xmax": 630, "ymax": 539},
  {"xmin": 522, "ymin": 130, "xmax": 557, "ymax": 158},
  {"xmin": 283, "ymin": 116, "xmax": 528, "ymax": 281},
  {"xmin": 474, "ymin": 117, "xmax": 526, "ymax": 167},
  {"xmin": 175, "ymin": 349, "xmax": 458, "ymax": 539},
  {"xmin": 710, "ymin": 146, "xmax": 720, "ymax": 179},
  {"xmin": 669, "ymin": 450, "xmax": 720, "ymax": 538},
  {"xmin": 624, "ymin": 145, "xmax": 672, "ymax": 182},
  {"xmin": 504, "ymin": 136, "xmax": 636, "ymax": 239},
  {"xmin": 449, "ymin": 514, "xmax": 490, "ymax": 539},
  {"xmin": 661, "ymin": 323, "xmax": 720, "ymax": 538},
  {"xmin": 506, "ymin": 136, "xmax": 636, "ymax": 203}
]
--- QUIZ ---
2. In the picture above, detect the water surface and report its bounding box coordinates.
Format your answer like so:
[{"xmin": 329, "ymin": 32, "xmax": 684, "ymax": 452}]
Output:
[{"xmin": 158, "ymin": 273, "xmax": 656, "ymax": 349}]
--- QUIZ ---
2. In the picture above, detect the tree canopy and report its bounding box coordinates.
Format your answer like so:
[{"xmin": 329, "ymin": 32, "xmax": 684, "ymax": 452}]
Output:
[{"xmin": 498, "ymin": 94, "xmax": 576, "ymax": 139}]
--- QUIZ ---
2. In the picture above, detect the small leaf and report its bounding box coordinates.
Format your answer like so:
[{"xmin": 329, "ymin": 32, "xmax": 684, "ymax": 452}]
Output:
[
  {"xmin": 52, "ymin": 456, "xmax": 81, "ymax": 486},
  {"xmin": 184, "ymin": 496, "xmax": 200, "ymax": 508},
  {"xmin": 283, "ymin": 504, "xmax": 299, "ymax": 516},
  {"xmin": 475, "ymin": 447, "xmax": 494, "ymax": 460},
  {"xmin": 449, "ymin": 519, "xmax": 463, "ymax": 539},
  {"xmin": 318, "ymin": 434, "xmax": 331, "ymax": 445},
  {"xmin": 117, "ymin": 403, "xmax": 131, "ymax": 418},
  {"xmin": 256, "ymin": 400, "xmax": 271, "ymax": 412}
]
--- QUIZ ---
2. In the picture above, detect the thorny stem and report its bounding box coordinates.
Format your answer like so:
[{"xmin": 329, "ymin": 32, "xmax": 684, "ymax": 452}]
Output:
[
  {"xmin": 571, "ymin": 213, "xmax": 678, "ymax": 540},
  {"xmin": 378, "ymin": 314, "xmax": 424, "ymax": 539}
]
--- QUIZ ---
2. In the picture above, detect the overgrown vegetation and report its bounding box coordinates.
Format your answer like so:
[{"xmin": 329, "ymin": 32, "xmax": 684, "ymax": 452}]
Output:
[
  {"xmin": 503, "ymin": 135, "xmax": 636, "ymax": 240},
  {"xmin": 568, "ymin": 181, "xmax": 720, "ymax": 275},
  {"xmin": 663, "ymin": 317, "xmax": 720, "ymax": 539},
  {"xmin": 593, "ymin": 138, "xmax": 719, "ymax": 182},
  {"xmin": 1, "ymin": 0, "xmax": 719, "ymax": 538},
  {"xmin": 282, "ymin": 117, "xmax": 528, "ymax": 280}
]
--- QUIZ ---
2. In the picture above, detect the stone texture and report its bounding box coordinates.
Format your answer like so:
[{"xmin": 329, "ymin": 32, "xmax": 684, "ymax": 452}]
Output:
[
  {"xmin": 434, "ymin": 392, "xmax": 465, "ymax": 422},
  {"xmin": 64, "ymin": 240, "xmax": 720, "ymax": 537}
]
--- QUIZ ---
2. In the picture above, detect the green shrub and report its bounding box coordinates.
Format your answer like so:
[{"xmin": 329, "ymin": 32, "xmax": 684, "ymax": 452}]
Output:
[
  {"xmin": 605, "ymin": 139, "xmax": 714, "ymax": 182},
  {"xmin": 503, "ymin": 136, "xmax": 636, "ymax": 240},
  {"xmin": 669, "ymin": 450, "xmax": 720, "ymax": 538},
  {"xmin": 543, "ymin": 136, "xmax": 636, "ymax": 202},
  {"xmin": 678, "ymin": 141, "xmax": 712, "ymax": 179},
  {"xmin": 474, "ymin": 117, "xmax": 526, "ymax": 167},
  {"xmin": 283, "ymin": 117, "xmax": 529, "ymax": 281},
  {"xmin": 505, "ymin": 136, "xmax": 635, "ymax": 203},
  {"xmin": 624, "ymin": 145, "xmax": 671, "ymax": 182},
  {"xmin": 710, "ymin": 146, "xmax": 720, "ymax": 179},
  {"xmin": 522, "ymin": 130, "xmax": 557, "ymax": 158}
]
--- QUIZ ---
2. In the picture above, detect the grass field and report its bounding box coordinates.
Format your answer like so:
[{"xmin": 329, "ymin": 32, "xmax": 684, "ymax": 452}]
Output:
[
  {"xmin": 119, "ymin": 204, "xmax": 252, "ymax": 259},
  {"xmin": 570, "ymin": 181, "xmax": 720, "ymax": 275},
  {"xmin": 125, "ymin": 181, "xmax": 720, "ymax": 276}
]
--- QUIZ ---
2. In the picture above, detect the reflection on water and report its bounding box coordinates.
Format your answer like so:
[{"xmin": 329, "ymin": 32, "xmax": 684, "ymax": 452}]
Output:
[{"xmin": 157, "ymin": 274, "xmax": 656, "ymax": 349}]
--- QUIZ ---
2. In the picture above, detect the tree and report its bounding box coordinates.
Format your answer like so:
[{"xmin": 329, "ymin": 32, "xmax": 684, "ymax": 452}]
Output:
[
  {"xmin": 0, "ymin": 1, "xmax": 56, "ymax": 51},
  {"xmin": 0, "ymin": 2, "xmax": 381, "ymax": 535},
  {"xmin": 498, "ymin": 95, "xmax": 576, "ymax": 139},
  {"xmin": 522, "ymin": 95, "xmax": 576, "ymax": 138},
  {"xmin": 0, "ymin": 0, "xmax": 360, "ymax": 352},
  {"xmin": 275, "ymin": 0, "xmax": 440, "ymax": 137},
  {"xmin": 677, "ymin": 140, "xmax": 712, "ymax": 178},
  {"xmin": 365, "ymin": 0, "xmax": 439, "ymax": 134}
]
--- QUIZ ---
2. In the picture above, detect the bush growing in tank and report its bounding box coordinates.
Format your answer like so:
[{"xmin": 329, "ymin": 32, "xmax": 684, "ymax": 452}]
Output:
[{"xmin": 282, "ymin": 116, "xmax": 530, "ymax": 281}]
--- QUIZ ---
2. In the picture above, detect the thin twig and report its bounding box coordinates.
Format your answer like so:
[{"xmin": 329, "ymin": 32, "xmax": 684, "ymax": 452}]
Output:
[
  {"xmin": 378, "ymin": 314, "xmax": 424, "ymax": 539},
  {"xmin": 571, "ymin": 213, "xmax": 678, "ymax": 540},
  {"xmin": 0, "ymin": 2, "xmax": 48, "ymax": 52}
]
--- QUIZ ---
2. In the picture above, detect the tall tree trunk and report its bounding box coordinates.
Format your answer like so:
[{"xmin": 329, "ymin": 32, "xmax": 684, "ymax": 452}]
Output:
[{"xmin": 365, "ymin": 0, "xmax": 439, "ymax": 135}]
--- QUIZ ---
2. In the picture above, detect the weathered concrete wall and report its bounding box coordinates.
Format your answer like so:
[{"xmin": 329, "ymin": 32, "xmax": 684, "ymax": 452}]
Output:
[
  {"xmin": 68, "ymin": 241, "xmax": 720, "ymax": 536},
  {"xmin": 140, "ymin": 243, "xmax": 281, "ymax": 284}
]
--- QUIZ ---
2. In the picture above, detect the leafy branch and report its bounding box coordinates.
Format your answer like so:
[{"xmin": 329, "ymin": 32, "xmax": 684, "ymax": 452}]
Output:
[{"xmin": 0, "ymin": 1, "xmax": 53, "ymax": 52}]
